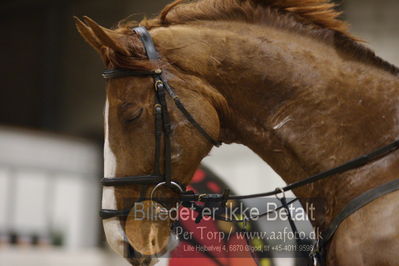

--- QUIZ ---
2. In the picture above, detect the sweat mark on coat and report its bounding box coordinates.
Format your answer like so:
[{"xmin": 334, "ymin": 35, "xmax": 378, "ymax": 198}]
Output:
[{"xmin": 273, "ymin": 116, "xmax": 292, "ymax": 130}]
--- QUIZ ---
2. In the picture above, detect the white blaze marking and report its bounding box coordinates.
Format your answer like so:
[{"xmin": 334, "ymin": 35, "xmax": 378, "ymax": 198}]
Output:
[
  {"xmin": 102, "ymin": 98, "xmax": 179, "ymax": 263},
  {"xmin": 102, "ymin": 98, "xmax": 127, "ymax": 256}
]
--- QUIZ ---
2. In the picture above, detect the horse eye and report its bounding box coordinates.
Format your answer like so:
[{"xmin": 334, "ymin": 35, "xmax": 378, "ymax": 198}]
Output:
[{"xmin": 125, "ymin": 108, "xmax": 143, "ymax": 123}]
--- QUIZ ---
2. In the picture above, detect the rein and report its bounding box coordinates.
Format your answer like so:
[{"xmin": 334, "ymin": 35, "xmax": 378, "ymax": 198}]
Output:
[{"xmin": 99, "ymin": 26, "xmax": 399, "ymax": 265}]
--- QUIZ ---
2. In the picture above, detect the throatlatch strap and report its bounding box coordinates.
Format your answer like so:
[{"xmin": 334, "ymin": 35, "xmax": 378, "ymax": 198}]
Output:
[{"xmin": 161, "ymin": 77, "xmax": 221, "ymax": 147}]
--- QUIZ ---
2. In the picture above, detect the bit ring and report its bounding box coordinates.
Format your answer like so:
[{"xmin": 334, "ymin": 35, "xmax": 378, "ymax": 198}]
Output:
[{"xmin": 150, "ymin": 181, "xmax": 184, "ymax": 202}]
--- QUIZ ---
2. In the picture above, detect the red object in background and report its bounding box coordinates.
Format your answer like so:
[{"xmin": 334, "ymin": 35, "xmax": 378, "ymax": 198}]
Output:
[
  {"xmin": 192, "ymin": 170, "xmax": 206, "ymax": 183},
  {"xmin": 168, "ymin": 167, "xmax": 272, "ymax": 266}
]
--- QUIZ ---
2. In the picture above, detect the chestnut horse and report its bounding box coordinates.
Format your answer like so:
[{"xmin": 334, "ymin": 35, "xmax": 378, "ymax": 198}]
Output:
[{"xmin": 75, "ymin": 0, "xmax": 399, "ymax": 265}]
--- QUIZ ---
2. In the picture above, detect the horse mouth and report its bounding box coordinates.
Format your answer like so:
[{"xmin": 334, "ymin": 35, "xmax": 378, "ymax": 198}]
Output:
[{"xmin": 125, "ymin": 200, "xmax": 173, "ymax": 256}]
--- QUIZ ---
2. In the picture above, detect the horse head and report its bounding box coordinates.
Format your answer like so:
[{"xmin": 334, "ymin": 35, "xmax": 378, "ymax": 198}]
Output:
[{"xmin": 75, "ymin": 16, "xmax": 226, "ymax": 262}]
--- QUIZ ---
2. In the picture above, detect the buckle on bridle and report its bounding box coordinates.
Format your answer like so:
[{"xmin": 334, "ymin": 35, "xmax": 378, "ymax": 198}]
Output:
[
  {"xmin": 198, "ymin": 193, "xmax": 207, "ymax": 201},
  {"xmin": 154, "ymin": 80, "xmax": 164, "ymax": 91}
]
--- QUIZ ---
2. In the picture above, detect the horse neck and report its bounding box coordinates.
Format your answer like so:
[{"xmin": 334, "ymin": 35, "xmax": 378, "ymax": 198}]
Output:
[{"xmin": 154, "ymin": 22, "xmax": 399, "ymax": 223}]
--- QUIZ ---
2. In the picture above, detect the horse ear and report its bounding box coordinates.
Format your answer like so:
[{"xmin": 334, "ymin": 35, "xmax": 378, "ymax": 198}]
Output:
[
  {"xmin": 74, "ymin": 16, "xmax": 102, "ymax": 53},
  {"xmin": 74, "ymin": 16, "xmax": 130, "ymax": 56}
]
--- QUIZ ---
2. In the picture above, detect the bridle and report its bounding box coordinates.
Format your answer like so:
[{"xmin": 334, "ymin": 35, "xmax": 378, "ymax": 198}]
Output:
[
  {"xmin": 100, "ymin": 26, "xmax": 221, "ymax": 219},
  {"xmin": 99, "ymin": 26, "xmax": 399, "ymax": 265}
]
